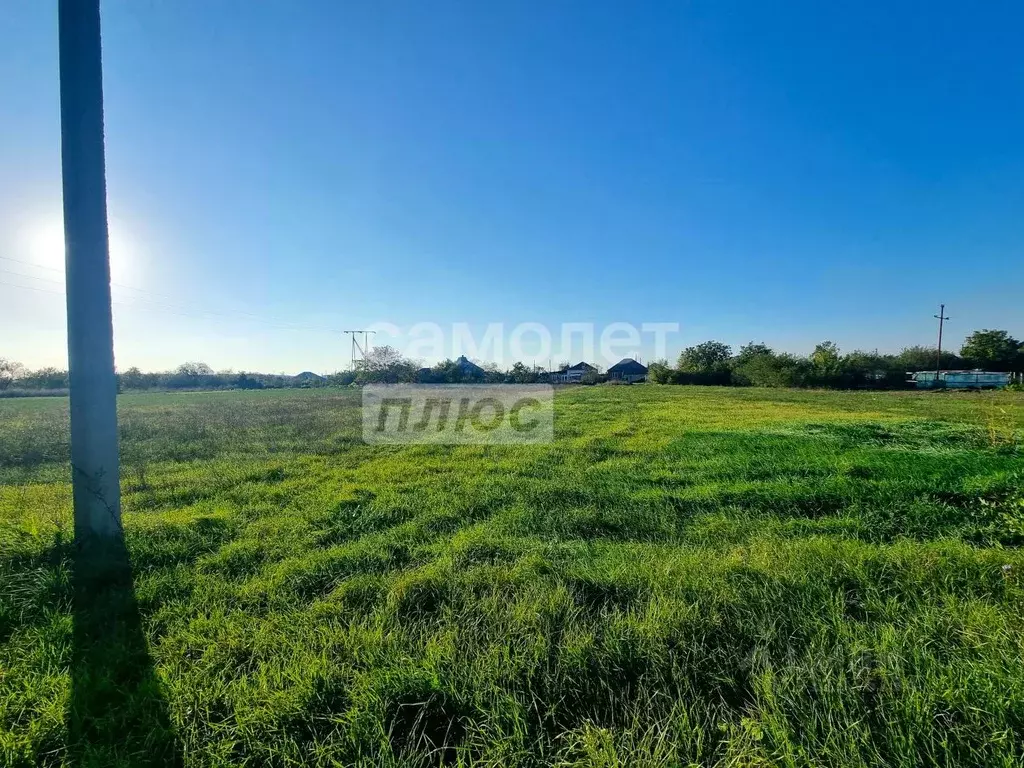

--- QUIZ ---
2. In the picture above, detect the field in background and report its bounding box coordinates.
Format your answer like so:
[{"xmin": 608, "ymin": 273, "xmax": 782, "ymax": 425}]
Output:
[{"xmin": 2, "ymin": 386, "xmax": 1023, "ymax": 766}]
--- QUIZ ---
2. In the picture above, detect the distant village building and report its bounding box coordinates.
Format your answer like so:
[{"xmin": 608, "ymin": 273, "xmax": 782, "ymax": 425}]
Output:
[
  {"xmin": 455, "ymin": 355, "xmax": 486, "ymax": 379},
  {"xmin": 606, "ymin": 358, "xmax": 648, "ymax": 383},
  {"xmin": 549, "ymin": 361, "xmax": 598, "ymax": 384},
  {"xmin": 416, "ymin": 357, "xmax": 486, "ymax": 383},
  {"xmin": 294, "ymin": 371, "xmax": 325, "ymax": 386}
]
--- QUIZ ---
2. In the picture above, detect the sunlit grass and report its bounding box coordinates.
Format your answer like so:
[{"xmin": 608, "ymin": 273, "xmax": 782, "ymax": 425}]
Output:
[{"xmin": 1, "ymin": 386, "xmax": 1023, "ymax": 766}]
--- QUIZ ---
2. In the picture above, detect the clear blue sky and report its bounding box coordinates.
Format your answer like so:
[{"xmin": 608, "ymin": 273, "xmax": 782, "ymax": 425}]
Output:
[{"xmin": 2, "ymin": 0, "xmax": 1022, "ymax": 372}]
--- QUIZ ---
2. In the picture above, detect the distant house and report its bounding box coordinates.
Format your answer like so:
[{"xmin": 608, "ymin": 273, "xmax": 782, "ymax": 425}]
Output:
[
  {"xmin": 294, "ymin": 371, "xmax": 325, "ymax": 386},
  {"xmin": 550, "ymin": 361, "xmax": 597, "ymax": 384},
  {"xmin": 607, "ymin": 358, "xmax": 648, "ymax": 383},
  {"xmin": 455, "ymin": 356, "xmax": 486, "ymax": 379}
]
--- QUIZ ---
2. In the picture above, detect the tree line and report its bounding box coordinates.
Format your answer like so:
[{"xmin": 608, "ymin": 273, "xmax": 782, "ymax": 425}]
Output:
[
  {"xmin": 648, "ymin": 329, "xmax": 1023, "ymax": 388},
  {"xmin": 0, "ymin": 348, "xmax": 540, "ymax": 396},
  {"xmin": 2, "ymin": 329, "xmax": 1021, "ymax": 396},
  {"xmin": 0, "ymin": 360, "xmax": 303, "ymax": 396},
  {"xmin": 324, "ymin": 347, "xmax": 547, "ymax": 385}
]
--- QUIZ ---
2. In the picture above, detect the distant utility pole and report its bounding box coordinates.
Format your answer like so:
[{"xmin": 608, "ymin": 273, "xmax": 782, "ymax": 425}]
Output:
[
  {"xmin": 59, "ymin": 0, "xmax": 121, "ymax": 538},
  {"xmin": 934, "ymin": 304, "xmax": 950, "ymax": 375},
  {"xmin": 344, "ymin": 330, "xmax": 375, "ymax": 370}
]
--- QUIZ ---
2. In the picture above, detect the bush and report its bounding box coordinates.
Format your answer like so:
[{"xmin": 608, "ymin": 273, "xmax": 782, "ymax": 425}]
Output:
[
  {"xmin": 646, "ymin": 361, "xmax": 674, "ymax": 384},
  {"xmin": 732, "ymin": 353, "xmax": 812, "ymax": 388},
  {"xmin": 0, "ymin": 388, "xmax": 69, "ymax": 399}
]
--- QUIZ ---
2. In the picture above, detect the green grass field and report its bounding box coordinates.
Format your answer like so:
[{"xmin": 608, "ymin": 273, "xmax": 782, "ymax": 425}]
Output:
[{"xmin": 2, "ymin": 386, "xmax": 1024, "ymax": 767}]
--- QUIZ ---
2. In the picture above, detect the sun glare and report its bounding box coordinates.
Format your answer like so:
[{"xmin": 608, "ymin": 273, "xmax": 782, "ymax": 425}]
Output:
[{"xmin": 22, "ymin": 216, "xmax": 137, "ymax": 284}]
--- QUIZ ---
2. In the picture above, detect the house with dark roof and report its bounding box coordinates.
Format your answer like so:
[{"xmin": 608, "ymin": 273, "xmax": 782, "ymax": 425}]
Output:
[
  {"xmin": 294, "ymin": 371, "xmax": 325, "ymax": 386},
  {"xmin": 606, "ymin": 358, "xmax": 648, "ymax": 383},
  {"xmin": 455, "ymin": 355, "xmax": 486, "ymax": 379},
  {"xmin": 549, "ymin": 361, "xmax": 598, "ymax": 384}
]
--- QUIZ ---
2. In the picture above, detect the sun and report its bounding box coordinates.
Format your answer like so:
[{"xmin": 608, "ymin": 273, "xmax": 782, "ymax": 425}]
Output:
[{"xmin": 23, "ymin": 216, "xmax": 137, "ymax": 284}]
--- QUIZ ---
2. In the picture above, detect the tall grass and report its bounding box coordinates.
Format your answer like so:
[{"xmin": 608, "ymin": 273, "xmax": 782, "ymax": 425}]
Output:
[{"xmin": 1, "ymin": 386, "xmax": 1022, "ymax": 766}]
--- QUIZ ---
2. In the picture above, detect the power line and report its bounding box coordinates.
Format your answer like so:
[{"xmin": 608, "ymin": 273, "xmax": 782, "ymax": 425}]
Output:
[{"xmin": 0, "ymin": 277, "xmax": 67, "ymax": 298}]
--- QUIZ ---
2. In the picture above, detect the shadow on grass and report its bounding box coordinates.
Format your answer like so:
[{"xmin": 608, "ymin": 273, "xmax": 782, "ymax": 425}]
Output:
[{"xmin": 69, "ymin": 534, "xmax": 181, "ymax": 766}]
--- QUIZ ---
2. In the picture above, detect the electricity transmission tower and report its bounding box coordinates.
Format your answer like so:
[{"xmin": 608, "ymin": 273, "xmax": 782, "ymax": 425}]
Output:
[
  {"xmin": 344, "ymin": 330, "xmax": 375, "ymax": 370},
  {"xmin": 59, "ymin": 0, "xmax": 121, "ymax": 538}
]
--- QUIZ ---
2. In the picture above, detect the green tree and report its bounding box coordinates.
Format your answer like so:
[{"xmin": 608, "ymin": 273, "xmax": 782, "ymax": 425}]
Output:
[
  {"xmin": 841, "ymin": 351, "xmax": 903, "ymax": 388},
  {"xmin": 960, "ymin": 329, "xmax": 1022, "ymax": 371},
  {"xmin": 733, "ymin": 352, "xmax": 811, "ymax": 388},
  {"xmin": 481, "ymin": 362, "xmax": 505, "ymax": 384},
  {"xmin": 810, "ymin": 341, "xmax": 842, "ymax": 372},
  {"xmin": 19, "ymin": 367, "xmax": 69, "ymax": 390},
  {"xmin": 326, "ymin": 370, "xmax": 357, "ymax": 386},
  {"xmin": 734, "ymin": 342, "xmax": 773, "ymax": 365},
  {"xmin": 678, "ymin": 341, "xmax": 732, "ymax": 373},
  {"xmin": 732, "ymin": 344, "xmax": 775, "ymax": 386},
  {"xmin": 507, "ymin": 361, "xmax": 539, "ymax": 383},
  {"xmin": 176, "ymin": 362, "xmax": 214, "ymax": 377},
  {"xmin": 121, "ymin": 366, "xmax": 145, "ymax": 390},
  {"xmin": 896, "ymin": 345, "xmax": 961, "ymax": 371},
  {"xmin": 646, "ymin": 360, "xmax": 674, "ymax": 384}
]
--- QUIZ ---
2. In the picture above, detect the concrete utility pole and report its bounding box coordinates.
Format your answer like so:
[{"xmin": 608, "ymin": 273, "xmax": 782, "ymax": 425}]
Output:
[
  {"xmin": 934, "ymin": 304, "xmax": 950, "ymax": 379},
  {"xmin": 59, "ymin": 0, "xmax": 121, "ymax": 537}
]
